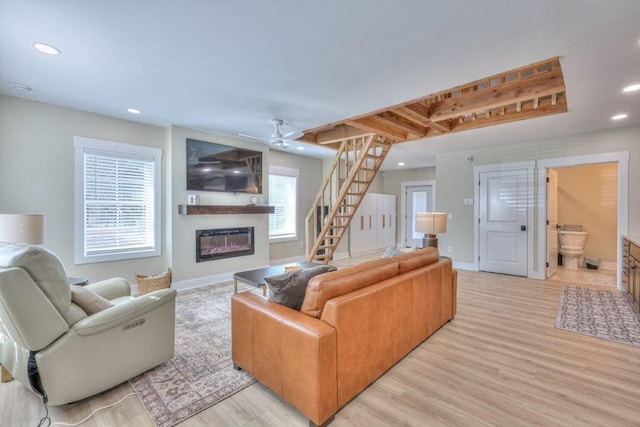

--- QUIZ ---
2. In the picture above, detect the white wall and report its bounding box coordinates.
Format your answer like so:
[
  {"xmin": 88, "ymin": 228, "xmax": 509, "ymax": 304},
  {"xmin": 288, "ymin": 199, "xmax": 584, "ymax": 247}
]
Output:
[
  {"xmin": 168, "ymin": 126, "xmax": 270, "ymax": 282},
  {"xmin": 0, "ymin": 95, "xmax": 169, "ymax": 283},
  {"xmin": 435, "ymin": 124, "xmax": 640, "ymax": 265},
  {"xmin": 268, "ymin": 150, "xmax": 323, "ymax": 263}
]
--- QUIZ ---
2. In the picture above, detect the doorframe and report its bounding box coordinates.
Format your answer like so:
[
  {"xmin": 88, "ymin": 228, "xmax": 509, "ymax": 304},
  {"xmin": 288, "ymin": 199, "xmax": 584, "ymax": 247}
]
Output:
[
  {"xmin": 400, "ymin": 180, "xmax": 435, "ymax": 247},
  {"xmin": 473, "ymin": 161, "xmax": 536, "ymax": 276},
  {"xmin": 536, "ymin": 151, "xmax": 629, "ymax": 288}
]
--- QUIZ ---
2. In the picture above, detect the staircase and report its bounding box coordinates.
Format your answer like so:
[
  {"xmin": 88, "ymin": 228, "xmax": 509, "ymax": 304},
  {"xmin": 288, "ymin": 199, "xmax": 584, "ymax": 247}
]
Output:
[{"xmin": 305, "ymin": 134, "xmax": 392, "ymax": 264}]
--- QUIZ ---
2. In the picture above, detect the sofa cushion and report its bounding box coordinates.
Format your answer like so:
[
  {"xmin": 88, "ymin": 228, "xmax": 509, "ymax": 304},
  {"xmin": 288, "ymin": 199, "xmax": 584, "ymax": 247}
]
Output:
[
  {"xmin": 70, "ymin": 285, "xmax": 114, "ymax": 315},
  {"xmin": 265, "ymin": 265, "xmax": 337, "ymax": 310},
  {"xmin": 395, "ymin": 247, "xmax": 440, "ymax": 275},
  {"xmin": 300, "ymin": 258, "xmax": 399, "ymax": 318}
]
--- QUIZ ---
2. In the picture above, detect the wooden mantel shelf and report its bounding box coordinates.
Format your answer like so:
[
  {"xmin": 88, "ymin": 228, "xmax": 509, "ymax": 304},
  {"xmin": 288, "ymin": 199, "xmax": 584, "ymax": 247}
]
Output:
[{"xmin": 178, "ymin": 204, "xmax": 275, "ymax": 215}]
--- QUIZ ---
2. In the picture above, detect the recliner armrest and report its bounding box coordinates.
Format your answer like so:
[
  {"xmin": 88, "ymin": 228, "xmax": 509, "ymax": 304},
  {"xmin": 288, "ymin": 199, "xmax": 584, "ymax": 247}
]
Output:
[
  {"xmin": 71, "ymin": 288, "xmax": 176, "ymax": 336},
  {"xmin": 85, "ymin": 277, "xmax": 131, "ymax": 300}
]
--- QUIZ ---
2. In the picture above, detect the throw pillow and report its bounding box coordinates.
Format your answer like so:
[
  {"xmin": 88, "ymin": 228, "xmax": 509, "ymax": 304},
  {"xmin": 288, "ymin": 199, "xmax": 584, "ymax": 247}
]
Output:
[
  {"xmin": 70, "ymin": 285, "xmax": 114, "ymax": 315},
  {"xmin": 382, "ymin": 246, "xmax": 401, "ymax": 257},
  {"xmin": 265, "ymin": 265, "xmax": 337, "ymax": 310}
]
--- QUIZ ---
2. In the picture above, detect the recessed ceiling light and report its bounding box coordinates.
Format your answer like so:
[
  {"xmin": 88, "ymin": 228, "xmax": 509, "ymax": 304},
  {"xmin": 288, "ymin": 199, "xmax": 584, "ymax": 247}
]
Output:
[
  {"xmin": 296, "ymin": 146, "xmax": 304, "ymax": 151},
  {"xmin": 398, "ymin": 162, "xmax": 405, "ymax": 166},
  {"xmin": 33, "ymin": 42, "xmax": 61, "ymax": 55},
  {"xmin": 12, "ymin": 83, "xmax": 32, "ymax": 93},
  {"xmin": 233, "ymin": 170, "xmax": 240, "ymax": 174},
  {"xmin": 623, "ymin": 83, "xmax": 640, "ymax": 93},
  {"xmin": 127, "ymin": 108, "xmax": 142, "ymax": 114},
  {"xmin": 611, "ymin": 113, "xmax": 628, "ymax": 121}
]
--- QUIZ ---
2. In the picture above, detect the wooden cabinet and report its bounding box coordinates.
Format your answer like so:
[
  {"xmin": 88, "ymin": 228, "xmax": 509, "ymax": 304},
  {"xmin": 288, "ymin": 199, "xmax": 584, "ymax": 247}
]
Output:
[
  {"xmin": 622, "ymin": 237, "xmax": 640, "ymax": 311},
  {"xmin": 350, "ymin": 193, "xmax": 396, "ymax": 255}
]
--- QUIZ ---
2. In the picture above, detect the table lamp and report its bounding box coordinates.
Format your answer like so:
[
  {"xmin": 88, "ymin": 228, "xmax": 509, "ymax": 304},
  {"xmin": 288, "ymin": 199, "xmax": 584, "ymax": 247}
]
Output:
[
  {"xmin": 415, "ymin": 212, "xmax": 447, "ymax": 249},
  {"xmin": 0, "ymin": 214, "xmax": 44, "ymax": 244}
]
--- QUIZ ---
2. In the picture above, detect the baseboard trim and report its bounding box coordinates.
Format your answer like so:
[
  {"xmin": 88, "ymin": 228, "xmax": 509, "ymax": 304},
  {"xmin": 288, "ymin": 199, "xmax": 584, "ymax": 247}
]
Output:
[
  {"xmin": 269, "ymin": 255, "xmax": 306, "ymax": 265},
  {"xmin": 453, "ymin": 261, "xmax": 477, "ymax": 271}
]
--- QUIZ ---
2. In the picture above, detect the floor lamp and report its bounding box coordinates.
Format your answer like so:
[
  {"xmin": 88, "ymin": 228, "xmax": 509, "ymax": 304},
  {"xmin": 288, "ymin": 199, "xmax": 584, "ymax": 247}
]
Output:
[
  {"xmin": 415, "ymin": 212, "xmax": 447, "ymax": 249},
  {"xmin": 0, "ymin": 214, "xmax": 44, "ymax": 244}
]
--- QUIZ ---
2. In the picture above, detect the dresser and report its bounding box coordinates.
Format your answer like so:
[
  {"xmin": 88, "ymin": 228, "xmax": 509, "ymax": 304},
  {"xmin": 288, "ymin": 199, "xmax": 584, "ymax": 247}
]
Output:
[{"xmin": 622, "ymin": 236, "xmax": 640, "ymax": 311}]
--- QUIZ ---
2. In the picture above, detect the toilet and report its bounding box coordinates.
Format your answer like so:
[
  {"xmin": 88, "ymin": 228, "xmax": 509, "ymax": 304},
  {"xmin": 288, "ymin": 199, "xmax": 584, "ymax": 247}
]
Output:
[{"xmin": 558, "ymin": 230, "xmax": 588, "ymax": 270}]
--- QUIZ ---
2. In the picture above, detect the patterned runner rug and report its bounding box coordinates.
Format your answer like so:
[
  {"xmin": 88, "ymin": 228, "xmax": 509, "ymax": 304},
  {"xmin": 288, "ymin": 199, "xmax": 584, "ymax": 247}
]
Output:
[
  {"xmin": 129, "ymin": 282, "xmax": 255, "ymax": 427},
  {"xmin": 555, "ymin": 285, "xmax": 640, "ymax": 347}
]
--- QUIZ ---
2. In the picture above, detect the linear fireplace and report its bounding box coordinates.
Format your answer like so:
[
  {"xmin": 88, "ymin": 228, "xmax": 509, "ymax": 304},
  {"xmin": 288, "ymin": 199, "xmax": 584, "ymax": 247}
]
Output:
[{"xmin": 196, "ymin": 227, "xmax": 254, "ymax": 263}]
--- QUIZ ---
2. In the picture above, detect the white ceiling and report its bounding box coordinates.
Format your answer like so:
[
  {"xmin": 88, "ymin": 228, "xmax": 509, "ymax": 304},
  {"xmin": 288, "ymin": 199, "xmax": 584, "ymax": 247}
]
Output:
[{"xmin": 1, "ymin": 0, "xmax": 639, "ymax": 169}]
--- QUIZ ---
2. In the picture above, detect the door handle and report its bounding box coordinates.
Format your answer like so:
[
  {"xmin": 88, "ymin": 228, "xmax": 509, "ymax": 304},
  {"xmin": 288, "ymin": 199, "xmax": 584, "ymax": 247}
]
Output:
[{"xmin": 521, "ymin": 225, "xmax": 527, "ymax": 231}]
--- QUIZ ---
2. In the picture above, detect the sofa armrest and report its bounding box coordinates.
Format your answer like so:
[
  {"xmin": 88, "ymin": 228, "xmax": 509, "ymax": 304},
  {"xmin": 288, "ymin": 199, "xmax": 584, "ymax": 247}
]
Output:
[
  {"xmin": 71, "ymin": 288, "xmax": 176, "ymax": 336},
  {"xmin": 85, "ymin": 277, "xmax": 131, "ymax": 300},
  {"xmin": 232, "ymin": 291, "xmax": 337, "ymax": 426}
]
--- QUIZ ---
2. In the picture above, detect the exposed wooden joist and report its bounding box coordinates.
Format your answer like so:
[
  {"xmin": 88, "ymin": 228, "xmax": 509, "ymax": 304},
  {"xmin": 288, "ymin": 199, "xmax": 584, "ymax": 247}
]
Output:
[
  {"xmin": 348, "ymin": 116, "xmax": 408, "ymax": 141},
  {"xmin": 375, "ymin": 112, "xmax": 429, "ymax": 138},
  {"xmin": 302, "ymin": 57, "xmax": 567, "ymax": 148},
  {"xmin": 428, "ymin": 68, "xmax": 565, "ymax": 122},
  {"xmin": 312, "ymin": 124, "xmax": 373, "ymax": 145}
]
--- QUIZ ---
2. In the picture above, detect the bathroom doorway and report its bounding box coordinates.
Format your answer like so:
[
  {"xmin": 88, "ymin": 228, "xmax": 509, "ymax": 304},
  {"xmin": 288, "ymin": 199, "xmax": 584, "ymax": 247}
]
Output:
[{"xmin": 541, "ymin": 153, "xmax": 626, "ymax": 289}]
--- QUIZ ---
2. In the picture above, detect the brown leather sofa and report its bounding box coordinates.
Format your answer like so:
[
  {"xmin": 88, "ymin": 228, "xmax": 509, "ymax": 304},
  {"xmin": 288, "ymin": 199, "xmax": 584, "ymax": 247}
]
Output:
[{"xmin": 231, "ymin": 247, "xmax": 457, "ymax": 426}]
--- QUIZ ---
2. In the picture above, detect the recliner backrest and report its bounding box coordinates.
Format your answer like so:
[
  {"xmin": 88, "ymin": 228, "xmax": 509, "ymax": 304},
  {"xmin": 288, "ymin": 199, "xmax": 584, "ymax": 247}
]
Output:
[
  {"xmin": 0, "ymin": 243, "xmax": 82, "ymax": 325},
  {"xmin": 0, "ymin": 267, "xmax": 68, "ymax": 350}
]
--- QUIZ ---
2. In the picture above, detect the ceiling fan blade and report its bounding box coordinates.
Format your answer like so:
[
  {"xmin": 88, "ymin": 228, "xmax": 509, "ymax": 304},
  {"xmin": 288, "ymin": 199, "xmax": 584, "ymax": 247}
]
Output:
[
  {"xmin": 238, "ymin": 133, "xmax": 266, "ymax": 141},
  {"xmin": 280, "ymin": 130, "xmax": 304, "ymax": 141}
]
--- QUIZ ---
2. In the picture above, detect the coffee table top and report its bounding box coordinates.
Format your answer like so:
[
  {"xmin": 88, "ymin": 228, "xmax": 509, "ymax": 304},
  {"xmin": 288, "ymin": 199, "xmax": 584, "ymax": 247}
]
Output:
[{"xmin": 233, "ymin": 261, "xmax": 322, "ymax": 287}]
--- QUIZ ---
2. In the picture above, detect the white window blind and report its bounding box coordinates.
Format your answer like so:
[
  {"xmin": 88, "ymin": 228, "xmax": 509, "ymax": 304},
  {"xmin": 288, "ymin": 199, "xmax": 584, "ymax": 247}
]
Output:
[
  {"xmin": 269, "ymin": 166, "xmax": 298, "ymax": 240},
  {"xmin": 74, "ymin": 137, "xmax": 162, "ymax": 263}
]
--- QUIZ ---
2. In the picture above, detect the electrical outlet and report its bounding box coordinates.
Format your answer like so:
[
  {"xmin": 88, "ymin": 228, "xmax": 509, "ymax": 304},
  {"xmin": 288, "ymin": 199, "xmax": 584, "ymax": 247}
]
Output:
[
  {"xmin": 447, "ymin": 246, "xmax": 453, "ymax": 254},
  {"xmin": 464, "ymin": 198, "xmax": 474, "ymax": 206}
]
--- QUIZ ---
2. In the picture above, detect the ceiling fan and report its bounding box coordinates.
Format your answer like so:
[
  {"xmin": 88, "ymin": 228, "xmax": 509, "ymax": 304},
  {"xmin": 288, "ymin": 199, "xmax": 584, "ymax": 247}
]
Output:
[{"xmin": 238, "ymin": 119, "xmax": 304, "ymax": 148}]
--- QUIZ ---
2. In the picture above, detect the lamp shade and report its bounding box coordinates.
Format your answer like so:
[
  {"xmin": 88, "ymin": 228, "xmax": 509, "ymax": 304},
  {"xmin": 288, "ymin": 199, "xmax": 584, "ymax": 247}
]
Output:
[
  {"xmin": 0, "ymin": 214, "xmax": 44, "ymax": 244},
  {"xmin": 415, "ymin": 212, "xmax": 447, "ymax": 234}
]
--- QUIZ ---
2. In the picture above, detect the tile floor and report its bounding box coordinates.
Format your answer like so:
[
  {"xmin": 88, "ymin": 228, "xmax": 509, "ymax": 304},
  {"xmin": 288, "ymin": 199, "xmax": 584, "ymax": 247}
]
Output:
[{"xmin": 548, "ymin": 265, "xmax": 617, "ymax": 288}]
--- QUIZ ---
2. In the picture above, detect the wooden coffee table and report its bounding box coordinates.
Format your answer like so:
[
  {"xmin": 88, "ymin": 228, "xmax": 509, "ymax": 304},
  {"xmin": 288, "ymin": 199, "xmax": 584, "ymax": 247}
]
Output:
[{"xmin": 233, "ymin": 261, "xmax": 322, "ymax": 296}]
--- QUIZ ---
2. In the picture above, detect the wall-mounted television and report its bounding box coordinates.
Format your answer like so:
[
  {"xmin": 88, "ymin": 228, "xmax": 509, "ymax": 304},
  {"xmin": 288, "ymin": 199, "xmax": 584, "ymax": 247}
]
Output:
[{"xmin": 186, "ymin": 138, "xmax": 262, "ymax": 194}]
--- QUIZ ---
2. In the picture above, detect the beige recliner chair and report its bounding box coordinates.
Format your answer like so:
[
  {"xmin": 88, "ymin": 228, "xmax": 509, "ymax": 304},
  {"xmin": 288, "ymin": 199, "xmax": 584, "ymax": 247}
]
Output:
[{"xmin": 0, "ymin": 243, "xmax": 176, "ymax": 405}]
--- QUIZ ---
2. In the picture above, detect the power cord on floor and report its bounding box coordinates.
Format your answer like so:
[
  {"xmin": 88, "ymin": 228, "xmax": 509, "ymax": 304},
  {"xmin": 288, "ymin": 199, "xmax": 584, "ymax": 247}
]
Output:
[{"xmin": 37, "ymin": 392, "xmax": 137, "ymax": 427}]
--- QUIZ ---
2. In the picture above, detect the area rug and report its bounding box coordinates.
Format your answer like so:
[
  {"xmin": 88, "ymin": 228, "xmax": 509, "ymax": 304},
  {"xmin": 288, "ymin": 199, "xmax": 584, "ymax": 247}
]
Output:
[
  {"xmin": 129, "ymin": 282, "xmax": 256, "ymax": 427},
  {"xmin": 555, "ymin": 285, "xmax": 640, "ymax": 347}
]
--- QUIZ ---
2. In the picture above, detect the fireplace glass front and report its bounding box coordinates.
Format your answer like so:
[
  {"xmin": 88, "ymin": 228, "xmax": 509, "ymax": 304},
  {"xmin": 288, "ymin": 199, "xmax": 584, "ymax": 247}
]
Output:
[{"xmin": 196, "ymin": 227, "xmax": 254, "ymax": 262}]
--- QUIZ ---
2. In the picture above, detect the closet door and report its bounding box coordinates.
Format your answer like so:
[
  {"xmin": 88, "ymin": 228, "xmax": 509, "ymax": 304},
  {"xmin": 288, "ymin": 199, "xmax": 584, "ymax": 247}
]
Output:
[
  {"xmin": 350, "ymin": 192, "xmax": 376, "ymax": 255},
  {"xmin": 376, "ymin": 194, "xmax": 396, "ymax": 249}
]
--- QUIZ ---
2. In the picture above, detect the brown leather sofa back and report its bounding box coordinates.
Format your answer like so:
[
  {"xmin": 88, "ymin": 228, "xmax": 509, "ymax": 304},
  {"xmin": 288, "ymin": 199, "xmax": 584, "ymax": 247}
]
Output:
[
  {"xmin": 300, "ymin": 257, "xmax": 398, "ymax": 318},
  {"xmin": 320, "ymin": 258, "xmax": 454, "ymax": 407},
  {"xmin": 395, "ymin": 246, "xmax": 440, "ymax": 274}
]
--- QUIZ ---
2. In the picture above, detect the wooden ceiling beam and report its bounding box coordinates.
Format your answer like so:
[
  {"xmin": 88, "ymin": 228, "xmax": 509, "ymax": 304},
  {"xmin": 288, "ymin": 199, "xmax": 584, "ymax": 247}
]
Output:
[
  {"xmin": 313, "ymin": 125, "xmax": 373, "ymax": 145},
  {"xmin": 375, "ymin": 111, "xmax": 428, "ymax": 138},
  {"xmin": 393, "ymin": 103, "xmax": 452, "ymax": 134},
  {"xmin": 347, "ymin": 116, "xmax": 408, "ymax": 141},
  {"xmin": 450, "ymin": 95, "xmax": 567, "ymax": 132},
  {"xmin": 428, "ymin": 68, "xmax": 565, "ymax": 122},
  {"xmin": 301, "ymin": 57, "xmax": 566, "ymax": 148}
]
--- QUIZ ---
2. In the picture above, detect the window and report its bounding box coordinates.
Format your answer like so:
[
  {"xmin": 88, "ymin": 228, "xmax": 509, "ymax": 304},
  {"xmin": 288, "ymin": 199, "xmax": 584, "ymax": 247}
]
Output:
[
  {"xmin": 74, "ymin": 136, "xmax": 162, "ymax": 264},
  {"xmin": 269, "ymin": 165, "xmax": 299, "ymax": 241}
]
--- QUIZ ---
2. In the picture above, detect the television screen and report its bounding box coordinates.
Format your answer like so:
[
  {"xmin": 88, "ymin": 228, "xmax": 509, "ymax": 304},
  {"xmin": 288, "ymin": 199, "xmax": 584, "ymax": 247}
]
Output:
[{"xmin": 186, "ymin": 138, "xmax": 262, "ymax": 194}]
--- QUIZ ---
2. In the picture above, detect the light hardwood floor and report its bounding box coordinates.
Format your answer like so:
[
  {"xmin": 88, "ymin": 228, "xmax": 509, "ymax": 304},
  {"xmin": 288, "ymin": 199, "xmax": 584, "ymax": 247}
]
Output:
[{"xmin": 2, "ymin": 269, "xmax": 640, "ymax": 426}]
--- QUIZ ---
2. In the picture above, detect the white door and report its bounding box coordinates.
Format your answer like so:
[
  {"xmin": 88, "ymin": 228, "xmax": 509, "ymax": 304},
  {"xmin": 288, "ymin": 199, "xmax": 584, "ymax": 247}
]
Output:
[
  {"xmin": 479, "ymin": 169, "xmax": 528, "ymax": 276},
  {"xmin": 405, "ymin": 185, "xmax": 433, "ymax": 247},
  {"xmin": 546, "ymin": 168, "xmax": 559, "ymax": 278}
]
